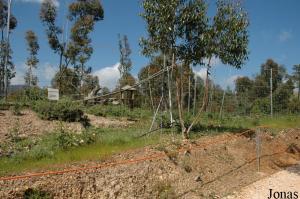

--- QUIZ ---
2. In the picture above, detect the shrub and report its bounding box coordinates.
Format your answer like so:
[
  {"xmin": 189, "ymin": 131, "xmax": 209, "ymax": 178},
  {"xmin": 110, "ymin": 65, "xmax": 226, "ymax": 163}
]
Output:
[
  {"xmin": 10, "ymin": 103, "xmax": 23, "ymax": 116},
  {"xmin": 152, "ymin": 181, "xmax": 176, "ymax": 199},
  {"xmin": 56, "ymin": 126, "xmax": 98, "ymax": 150},
  {"xmin": 251, "ymin": 98, "xmax": 270, "ymax": 115},
  {"xmin": 8, "ymin": 87, "xmax": 47, "ymax": 103},
  {"xmin": 288, "ymin": 97, "xmax": 300, "ymax": 114},
  {"xmin": 23, "ymin": 188, "xmax": 53, "ymax": 199},
  {"xmin": 33, "ymin": 98, "xmax": 85, "ymax": 122},
  {"xmin": 86, "ymin": 105, "xmax": 151, "ymax": 119},
  {"xmin": 0, "ymin": 100, "xmax": 10, "ymax": 110}
]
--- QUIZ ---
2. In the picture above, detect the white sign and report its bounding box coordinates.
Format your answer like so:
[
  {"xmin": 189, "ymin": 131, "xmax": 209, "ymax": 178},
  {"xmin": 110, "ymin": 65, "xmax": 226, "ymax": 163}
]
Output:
[{"xmin": 48, "ymin": 88, "xmax": 59, "ymax": 101}]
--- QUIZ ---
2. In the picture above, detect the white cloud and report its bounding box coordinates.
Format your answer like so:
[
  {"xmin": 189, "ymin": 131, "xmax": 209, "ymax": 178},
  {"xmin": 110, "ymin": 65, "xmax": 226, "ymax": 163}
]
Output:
[
  {"xmin": 279, "ymin": 30, "xmax": 292, "ymax": 42},
  {"xmin": 203, "ymin": 56, "xmax": 221, "ymax": 67},
  {"xmin": 18, "ymin": 0, "xmax": 59, "ymax": 7},
  {"xmin": 11, "ymin": 62, "xmax": 57, "ymax": 86},
  {"xmin": 11, "ymin": 63, "xmax": 26, "ymax": 85},
  {"xmin": 225, "ymin": 75, "xmax": 241, "ymax": 88},
  {"xmin": 193, "ymin": 67, "xmax": 207, "ymax": 81},
  {"xmin": 93, "ymin": 63, "xmax": 121, "ymax": 90},
  {"xmin": 40, "ymin": 63, "xmax": 56, "ymax": 81},
  {"xmin": 11, "ymin": 72, "xmax": 25, "ymax": 85}
]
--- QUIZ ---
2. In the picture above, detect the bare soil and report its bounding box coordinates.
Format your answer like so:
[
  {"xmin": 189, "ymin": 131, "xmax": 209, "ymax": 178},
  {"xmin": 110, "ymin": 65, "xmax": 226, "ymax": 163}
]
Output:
[
  {"xmin": 0, "ymin": 110, "xmax": 133, "ymax": 144},
  {"xmin": 0, "ymin": 129, "xmax": 299, "ymax": 198},
  {"xmin": 224, "ymin": 163, "xmax": 300, "ymax": 199}
]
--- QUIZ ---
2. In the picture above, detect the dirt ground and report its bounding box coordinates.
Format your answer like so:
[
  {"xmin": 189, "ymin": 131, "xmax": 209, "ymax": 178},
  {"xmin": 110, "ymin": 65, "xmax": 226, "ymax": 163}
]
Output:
[
  {"xmin": 0, "ymin": 129, "xmax": 299, "ymax": 198},
  {"xmin": 0, "ymin": 110, "xmax": 133, "ymax": 144},
  {"xmin": 224, "ymin": 163, "xmax": 300, "ymax": 199}
]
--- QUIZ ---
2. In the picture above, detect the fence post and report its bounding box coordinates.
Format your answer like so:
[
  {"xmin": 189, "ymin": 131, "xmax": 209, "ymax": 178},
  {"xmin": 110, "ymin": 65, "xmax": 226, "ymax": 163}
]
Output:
[{"xmin": 255, "ymin": 128, "xmax": 261, "ymax": 172}]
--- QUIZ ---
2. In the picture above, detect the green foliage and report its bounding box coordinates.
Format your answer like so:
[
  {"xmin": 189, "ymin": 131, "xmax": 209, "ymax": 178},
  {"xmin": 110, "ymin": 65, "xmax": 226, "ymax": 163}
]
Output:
[
  {"xmin": 10, "ymin": 103, "xmax": 22, "ymax": 116},
  {"xmin": 56, "ymin": 127, "xmax": 97, "ymax": 150},
  {"xmin": 152, "ymin": 181, "xmax": 176, "ymax": 199},
  {"xmin": 86, "ymin": 105, "xmax": 151, "ymax": 120},
  {"xmin": 24, "ymin": 30, "xmax": 39, "ymax": 87},
  {"xmin": 23, "ymin": 188, "xmax": 53, "ymax": 199},
  {"xmin": 33, "ymin": 98, "xmax": 84, "ymax": 122},
  {"xmin": 251, "ymin": 98, "xmax": 270, "ymax": 115},
  {"xmin": 293, "ymin": 64, "xmax": 300, "ymax": 100},
  {"xmin": 51, "ymin": 68, "xmax": 80, "ymax": 96},
  {"xmin": 8, "ymin": 87, "xmax": 47, "ymax": 103},
  {"xmin": 118, "ymin": 34, "xmax": 132, "ymax": 81},
  {"xmin": 288, "ymin": 97, "xmax": 300, "ymax": 114},
  {"xmin": 0, "ymin": 0, "xmax": 18, "ymax": 96},
  {"xmin": 40, "ymin": 0, "xmax": 104, "ymax": 95},
  {"xmin": 0, "ymin": 99, "xmax": 10, "ymax": 110}
]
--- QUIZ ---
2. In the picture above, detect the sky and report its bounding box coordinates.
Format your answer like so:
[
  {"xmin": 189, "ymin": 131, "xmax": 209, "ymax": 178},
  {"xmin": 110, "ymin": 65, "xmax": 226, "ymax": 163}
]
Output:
[{"xmin": 7, "ymin": 0, "xmax": 300, "ymax": 90}]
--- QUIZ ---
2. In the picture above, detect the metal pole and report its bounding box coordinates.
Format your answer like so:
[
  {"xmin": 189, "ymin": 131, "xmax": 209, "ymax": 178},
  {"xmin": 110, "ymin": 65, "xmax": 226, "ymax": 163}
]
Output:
[
  {"xmin": 167, "ymin": 54, "xmax": 174, "ymax": 124},
  {"xmin": 255, "ymin": 128, "xmax": 261, "ymax": 172},
  {"xmin": 188, "ymin": 70, "xmax": 191, "ymax": 114},
  {"xmin": 219, "ymin": 89, "xmax": 226, "ymax": 119},
  {"xmin": 270, "ymin": 68, "xmax": 273, "ymax": 117},
  {"xmin": 4, "ymin": 0, "xmax": 12, "ymax": 101},
  {"xmin": 193, "ymin": 74, "xmax": 197, "ymax": 116}
]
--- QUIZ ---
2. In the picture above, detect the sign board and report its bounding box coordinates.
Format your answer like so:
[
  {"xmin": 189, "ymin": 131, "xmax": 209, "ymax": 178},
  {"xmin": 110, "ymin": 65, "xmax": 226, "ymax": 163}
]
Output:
[{"xmin": 48, "ymin": 88, "xmax": 59, "ymax": 101}]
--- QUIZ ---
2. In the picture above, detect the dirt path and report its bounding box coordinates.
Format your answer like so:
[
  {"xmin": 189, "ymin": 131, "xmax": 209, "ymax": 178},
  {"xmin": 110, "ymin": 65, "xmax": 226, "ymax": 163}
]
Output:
[{"xmin": 224, "ymin": 163, "xmax": 300, "ymax": 199}]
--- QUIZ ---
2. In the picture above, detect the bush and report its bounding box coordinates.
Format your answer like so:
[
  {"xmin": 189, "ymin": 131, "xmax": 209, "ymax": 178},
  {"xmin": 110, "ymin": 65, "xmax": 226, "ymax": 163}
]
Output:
[
  {"xmin": 10, "ymin": 103, "xmax": 23, "ymax": 116},
  {"xmin": 288, "ymin": 97, "xmax": 300, "ymax": 113},
  {"xmin": 251, "ymin": 98, "xmax": 270, "ymax": 115},
  {"xmin": 0, "ymin": 100, "xmax": 10, "ymax": 110},
  {"xmin": 8, "ymin": 87, "xmax": 47, "ymax": 103},
  {"xmin": 56, "ymin": 126, "xmax": 98, "ymax": 150},
  {"xmin": 86, "ymin": 105, "xmax": 151, "ymax": 119},
  {"xmin": 33, "ymin": 98, "xmax": 84, "ymax": 122},
  {"xmin": 23, "ymin": 188, "xmax": 53, "ymax": 199}
]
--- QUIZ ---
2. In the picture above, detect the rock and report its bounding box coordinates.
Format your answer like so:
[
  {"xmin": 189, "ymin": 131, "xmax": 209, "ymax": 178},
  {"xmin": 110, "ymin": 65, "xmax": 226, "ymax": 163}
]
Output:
[
  {"xmin": 184, "ymin": 150, "xmax": 191, "ymax": 156},
  {"xmin": 194, "ymin": 176, "xmax": 202, "ymax": 182}
]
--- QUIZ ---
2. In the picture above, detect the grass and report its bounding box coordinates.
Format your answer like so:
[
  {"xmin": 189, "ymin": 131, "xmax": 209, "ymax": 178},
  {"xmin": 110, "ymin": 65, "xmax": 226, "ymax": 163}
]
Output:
[
  {"xmin": 1, "ymin": 110, "xmax": 300, "ymax": 176},
  {"xmin": 0, "ymin": 123, "xmax": 173, "ymax": 176}
]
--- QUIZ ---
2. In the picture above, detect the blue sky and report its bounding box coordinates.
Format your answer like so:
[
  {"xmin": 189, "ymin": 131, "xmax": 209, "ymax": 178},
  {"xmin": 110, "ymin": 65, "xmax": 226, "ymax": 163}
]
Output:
[{"xmin": 9, "ymin": 0, "xmax": 300, "ymax": 89}]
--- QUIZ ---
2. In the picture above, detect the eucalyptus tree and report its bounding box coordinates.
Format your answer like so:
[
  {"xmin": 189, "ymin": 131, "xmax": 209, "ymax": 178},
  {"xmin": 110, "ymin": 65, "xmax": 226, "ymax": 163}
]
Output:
[
  {"xmin": 141, "ymin": 0, "xmax": 249, "ymax": 139},
  {"xmin": 40, "ymin": 0, "xmax": 65, "ymax": 71},
  {"xmin": 67, "ymin": 0, "xmax": 104, "ymax": 93},
  {"xmin": 24, "ymin": 30, "xmax": 39, "ymax": 86},
  {"xmin": 0, "ymin": 0, "xmax": 17, "ymax": 97},
  {"xmin": 118, "ymin": 34, "xmax": 133, "ymax": 87},
  {"xmin": 40, "ymin": 0, "xmax": 104, "ymax": 93},
  {"xmin": 292, "ymin": 64, "xmax": 300, "ymax": 100},
  {"xmin": 186, "ymin": 0, "xmax": 249, "ymax": 136}
]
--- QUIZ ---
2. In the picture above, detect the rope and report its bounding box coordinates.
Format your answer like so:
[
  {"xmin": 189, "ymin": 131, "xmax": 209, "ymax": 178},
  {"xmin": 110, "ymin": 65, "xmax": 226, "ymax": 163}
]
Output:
[
  {"xmin": 83, "ymin": 64, "xmax": 176, "ymax": 101},
  {"xmin": 0, "ymin": 126, "xmax": 271, "ymax": 182}
]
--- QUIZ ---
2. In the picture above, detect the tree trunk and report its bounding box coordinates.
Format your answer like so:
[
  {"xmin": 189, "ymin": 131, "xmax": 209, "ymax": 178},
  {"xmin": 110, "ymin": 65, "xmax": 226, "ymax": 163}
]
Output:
[
  {"xmin": 175, "ymin": 75, "xmax": 188, "ymax": 139},
  {"xmin": 185, "ymin": 57, "xmax": 212, "ymax": 136},
  {"xmin": 147, "ymin": 66, "xmax": 155, "ymax": 111},
  {"xmin": 188, "ymin": 69, "xmax": 191, "ymax": 114},
  {"xmin": 298, "ymin": 80, "xmax": 300, "ymax": 101}
]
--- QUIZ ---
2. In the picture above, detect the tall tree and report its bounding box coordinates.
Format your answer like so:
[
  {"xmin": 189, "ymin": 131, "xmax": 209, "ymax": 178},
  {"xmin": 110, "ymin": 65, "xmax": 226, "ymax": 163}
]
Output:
[
  {"xmin": 260, "ymin": 59, "xmax": 286, "ymax": 91},
  {"xmin": 141, "ymin": 0, "xmax": 249, "ymax": 139},
  {"xmin": 0, "ymin": 0, "xmax": 17, "ymax": 97},
  {"xmin": 24, "ymin": 30, "xmax": 39, "ymax": 86},
  {"xmin": 293, "ymin": 64, "xmax": 300, "ymax": 100},
  {"xmin": 40, "ymin": 0, "xmax": 65, "ymax": 71},
  {"xmin": 67, "ymin": 0, "xmax": 104, "ymax": 94},
  {"xmin": 40, "ymin": 0, "xmax": 104, "ymax": 94},
  {"xmin": 185, "ymin": 0, "xmax": 249, "ymax": 136},
  {"xmin": 51, "ymin": 68, "xmax": 80, "ymax": 96},
  {"xmin": 118, "ymin": 34, "xmax": 133, "ymax": 87}
]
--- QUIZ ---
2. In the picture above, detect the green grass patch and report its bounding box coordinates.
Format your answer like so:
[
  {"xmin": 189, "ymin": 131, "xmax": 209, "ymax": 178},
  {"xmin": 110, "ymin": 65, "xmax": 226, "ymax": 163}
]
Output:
[
  {"xmin": 86, "ymin": 104, "xmax": 152, "ymax": 120},
  {"xmin": 1, "ymin": 111, "xmax": 299, "ymax": 176},
  {"xmin": 0, "ymin": 125, "xmax": 164, "ymax": 176}
]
